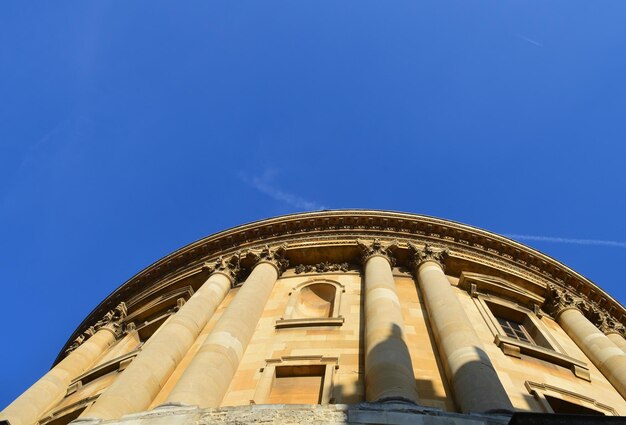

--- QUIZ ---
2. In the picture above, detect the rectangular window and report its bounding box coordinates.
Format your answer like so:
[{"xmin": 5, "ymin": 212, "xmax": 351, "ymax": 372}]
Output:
[
  {"xmin": 252, "ymin": 356, "xmax": 338, "ymax": 405},
  {"xmin": 466, "ymin": 282, "xmax": 591, "ymax": 381},
  {"xmin": 268, "ymin": 365, "xmax": 326, "ymax": 404},
  {"xmin": 525, "ymin": 381, "xmax": 616, "ymax": 415},
  {"xmin": 545, "ymin": 395, "xmax": 604, "ymax": 416},
  {"xmin": 496, "ymin": 316, "xmax": 534, "ymax": 344}
]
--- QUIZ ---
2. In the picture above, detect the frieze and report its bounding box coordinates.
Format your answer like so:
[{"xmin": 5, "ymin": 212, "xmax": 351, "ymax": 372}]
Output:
[
  {"xmin": 294, "ymin": 262, "xmax": 350, "ymax": 274},
  {"xmin": 58, "ymin": 211, "xmax": 626, "ymax": 362}
]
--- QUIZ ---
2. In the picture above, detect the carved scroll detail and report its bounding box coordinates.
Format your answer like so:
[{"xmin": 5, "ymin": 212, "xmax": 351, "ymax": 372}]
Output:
[
  {"xmin": 294, "ymin": 262, "xmax": 350, "ymax": 274},
  {"xmin": 408, "ymin": 242, "xmax": 449, "ymax": 269},
  {"xmin": 357, "ymin": 238, "xmax": 398, "ymax": 266},
  {"xmin": 66, "ymin": 302, "xmax": 128, "ymax": 354},
  {"xmin": 249, "ymin": 244, "xmax": 289, "ymax": 276},
  {"xmin": 203, "ymin": 254, "xmax": 241, "ymax": 284}
]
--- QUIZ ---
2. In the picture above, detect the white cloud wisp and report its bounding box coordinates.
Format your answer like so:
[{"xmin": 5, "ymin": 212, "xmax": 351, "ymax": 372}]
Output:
[
  {"xmin": 239, "ymin": 170, "xmax": 325, "ymax": 211},
  {"xmin": 504, "ymin": 234, "xmax": 626, "ymax": 249}
]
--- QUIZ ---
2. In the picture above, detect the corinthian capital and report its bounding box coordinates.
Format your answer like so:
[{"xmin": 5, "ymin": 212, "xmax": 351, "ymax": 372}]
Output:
[
  {"xmin": 250, "ymin": 244, "xmax": 289, "ymax": 275},
  {"xmin": 408, "ymin": 243, "xmax": 449, "ymax": 269},
  {"xmin": 66, "ymin": 302, "xmax": 128, "ymax": 353},
  {"xmin": 543, "ymin": 284, "xmax": 582, "ymax": 318},
  {"xmin": 95, "ymin": 302, "xmax": 128, "ymax": 336},
  {"xmin": 204, "ymin": 254, "xmax": 241, "ymax": 283},
  {"xmin": 598, "ymin": 314, "xmax": 626, "ymax": 337},
  {"xmin": 356, "ymin": 238, "xmax": 398, "ymax": 266}
]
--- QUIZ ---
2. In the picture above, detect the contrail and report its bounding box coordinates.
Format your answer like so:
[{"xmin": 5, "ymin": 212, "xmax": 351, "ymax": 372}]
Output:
[
  {"xmin": 516, "ymin": 34, "xmax": 544, "ymax": 48},
  {"xmin": 238, "ymin": 170, "xmax": 326, "ymax": 211},
  {"xmin": 503, "ymin": 234, "xmax": 626, "ymax": 249}
]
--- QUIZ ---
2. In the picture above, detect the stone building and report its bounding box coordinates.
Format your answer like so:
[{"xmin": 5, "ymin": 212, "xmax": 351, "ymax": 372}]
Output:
[{"xmin": 3, "ymin": 210, "xmax": 626, "ymax": 425}]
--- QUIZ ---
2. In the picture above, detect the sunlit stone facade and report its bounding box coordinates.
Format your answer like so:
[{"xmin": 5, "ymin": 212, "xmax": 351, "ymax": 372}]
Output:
[{"xmin": 3, "ymin": 210, "xmax": 626, "ymax": 425}]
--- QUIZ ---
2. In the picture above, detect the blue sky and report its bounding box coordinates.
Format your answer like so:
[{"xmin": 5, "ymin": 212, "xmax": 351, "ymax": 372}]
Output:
[{"xmin": 2, "ymin": 1, "xmax": 626, "ymax": 408}]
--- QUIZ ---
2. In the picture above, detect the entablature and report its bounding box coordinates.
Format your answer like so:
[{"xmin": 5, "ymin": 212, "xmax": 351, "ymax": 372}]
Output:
[{"xmin": 57, "ymin": 210, "xmax": 626, "ymax": 364}]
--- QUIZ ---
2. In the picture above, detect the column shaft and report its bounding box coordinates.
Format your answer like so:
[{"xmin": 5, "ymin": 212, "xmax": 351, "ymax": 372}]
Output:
[
  {"xmin": 558, "ymin": 308, "xmax": 626, "ymax": 398},
  {"xmin": 83, "ymin": 272, "xmax": 232, "ymax": 420},
  {"xmin": 607, "ymin": 333, "xmax": 626, "ymax": 353},
  {"xmin": 416, "ymin": 261, "xmax": 513, "ymax": 413},
  {"xmin": 363, "ymin": 255, "xmax": 418, "ymax": 403},
  {"xmin": 0, "ymin": 328, "xmax": 117, "ymax": 425},
  {"xmin": 165, "ymin": 261, "xmax": 279, "ymax": 408}
]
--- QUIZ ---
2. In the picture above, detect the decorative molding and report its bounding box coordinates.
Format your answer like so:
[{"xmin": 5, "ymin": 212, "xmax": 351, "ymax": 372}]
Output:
[
  {"xmin": 543, "ymin": 284, "xmax": 582, "ymax": 318},
  {"xmin": 203, "ymin": 254, "xmax": 241, "ymax": 284},
  {"xmin": 294, "ymin": 262, "xmax": 350, "ymax": 274},
  {"xmin": 65, "ymin": 303, "xmax": 128, "ymax": 354},
  {"xmin": 356, "ymin": 238, "xmax": 398, "ymax": 266},
  {"xmin": 598, "ymin": 314, "xmax": 626, "ymax": 338},
  {"xmin": 248, "ymin": 243, "xmax": 289, "ymax": 276},
  {"xmin": 408, "ymin": 242, "xmax": 449, "ymax": 269},
  {"xmin": 525, "ymin": 380, "xmax": 617, "ymax": 415},
  {"xmin": 458, "ymin": 271, "xmax": 544, "ymax": 310},
  {"xmin": 543, "ymin": 284, "xmax": 625, "ymax": 337},
  {"xmin": 56, "ymin": 210, "xmax": 626, "ymax": 363}
]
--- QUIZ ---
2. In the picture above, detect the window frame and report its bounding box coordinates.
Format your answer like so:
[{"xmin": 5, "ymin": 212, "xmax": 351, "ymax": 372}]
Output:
[
  {"xmin": 525, "ymin": 381, "xmax": 616, "ymax": 415},
  {"xmin": 459, "ymin": 272, "xmax": 591, "ymax": 381},
  {"xmin": 252, "ymin": 355, "xmax": 338, "ymax": 405}
]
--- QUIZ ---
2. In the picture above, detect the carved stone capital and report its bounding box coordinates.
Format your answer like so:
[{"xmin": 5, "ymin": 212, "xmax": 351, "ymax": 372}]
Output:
[
  {"xmin": 598, "ymin": 314, "xmax": 626, "ymax": 337},
  {"xmin": 66, "ymin": 302, "xmax": 128, "ymax": 354},
  {"xmin": 250, "ymin": 244, "xmax": 289, "ymax": 276},
  {"xmin": 94, "ymin": 302, "xmax": 128, "ymax": 337},
  {"xmin": 203, "ymin": 254, "xmax": 241, "ymax": 284},
  {"xmin": 356, "ymin": 238, "xmax": 398, "ymax": 266},
  {"xmin": 408, "ymin": 242, "xmax": 449, "ymax": 269},
  {"xmin": 543, "ymin": 284, "xmax": 582, "ymax": 318}
]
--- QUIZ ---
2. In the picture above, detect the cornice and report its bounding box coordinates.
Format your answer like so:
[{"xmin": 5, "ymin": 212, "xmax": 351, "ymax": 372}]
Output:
[{"xmin": 55, "ymin": 209, "xmax": 626, "ymax": 365}]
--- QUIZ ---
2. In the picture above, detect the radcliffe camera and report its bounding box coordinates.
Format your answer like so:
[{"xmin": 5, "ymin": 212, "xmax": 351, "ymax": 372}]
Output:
[
  {"xmin": 3, "ymin": 211, "xmax": 626, "ymax": 425},
  {"xmin": 1, "ymin": 3, "xmax": 625, "ymax": 425}
]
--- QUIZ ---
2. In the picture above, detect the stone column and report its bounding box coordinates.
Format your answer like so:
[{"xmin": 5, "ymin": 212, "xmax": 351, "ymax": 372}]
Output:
[
  {"xmin": 599, "ymin": 316, "xmax": 626, "ymax": 354},
  {"xmin": 410, "ymin": 244, "xmax": 513, "ymax": 414},
  {"xmin": 0, "ymin": 304, "xmax": 127, "ymax": 425},
  {"xmin": 81, "ymin": 256, "xmax": 239, "ymax": 420},
  {"xmin": 164, "ymin": 244, "xmax": 288, "ymax": 408},
  {"xmin": 357, "ymin": 239, "xmax": 419, "ymax": 403},
  {"xmin": 545, "ymin": 285, "xmax": 626, "ymax": 399},
  {"xmin": 607, "ymin": 333, "xmax": 626, "ymax": 353}
]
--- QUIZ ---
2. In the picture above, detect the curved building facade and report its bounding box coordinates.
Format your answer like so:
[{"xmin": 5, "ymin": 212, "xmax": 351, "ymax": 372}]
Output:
[{"xmin": 3, "ymin": 210, "xmax": 626, "ymax": 425}]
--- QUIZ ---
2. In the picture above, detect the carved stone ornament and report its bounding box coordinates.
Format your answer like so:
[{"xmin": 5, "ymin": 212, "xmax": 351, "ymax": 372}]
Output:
[
  {"xmin": 356, "ymin": 238, "xmax": 398, "ymax": 266},
  {"xmin": 294, "ymin": 262, "xmax": 350, "ymax": 274},
  {"xmin": 543, "ymin": 284, "xmax": 582, "ymax": 318},
  {"xmin": 250, "ymin": 243, "xmax": 289, "ymax": 275},
  {"xmin": 597, "ymin": 313, "xmax": 626, "ymax": 337},
  {"xmin": 65, "ymin": 302, "xmax": 128, "ymax": 354},
  {"xmin": 203, "ymin": 254, "xmax": 241, "ymax": 283},
  {"xmin": 408, "ymin": 242, "xmax": 449, "ymax": 269}
]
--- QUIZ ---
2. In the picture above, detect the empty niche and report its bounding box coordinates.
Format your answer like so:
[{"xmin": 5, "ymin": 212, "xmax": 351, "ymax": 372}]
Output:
[
  {"xmin": 276, "ymin": 279, "xmax": 345, "ymax": 328},
  {"xmin": 294, "ymin": 283, "xmax": 336, "ymax": 319}
]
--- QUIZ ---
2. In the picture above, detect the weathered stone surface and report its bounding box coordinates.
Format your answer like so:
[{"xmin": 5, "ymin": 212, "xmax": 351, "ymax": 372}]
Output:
[{"xmin": 81, "ymin": 403, "xmax": 510, "ymax": 425}]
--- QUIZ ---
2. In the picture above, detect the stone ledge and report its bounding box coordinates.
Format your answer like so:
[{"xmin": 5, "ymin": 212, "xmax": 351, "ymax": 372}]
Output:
[{"xmin": 74, "ymin": 403, "xmax": 512, "ymax": 425}]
